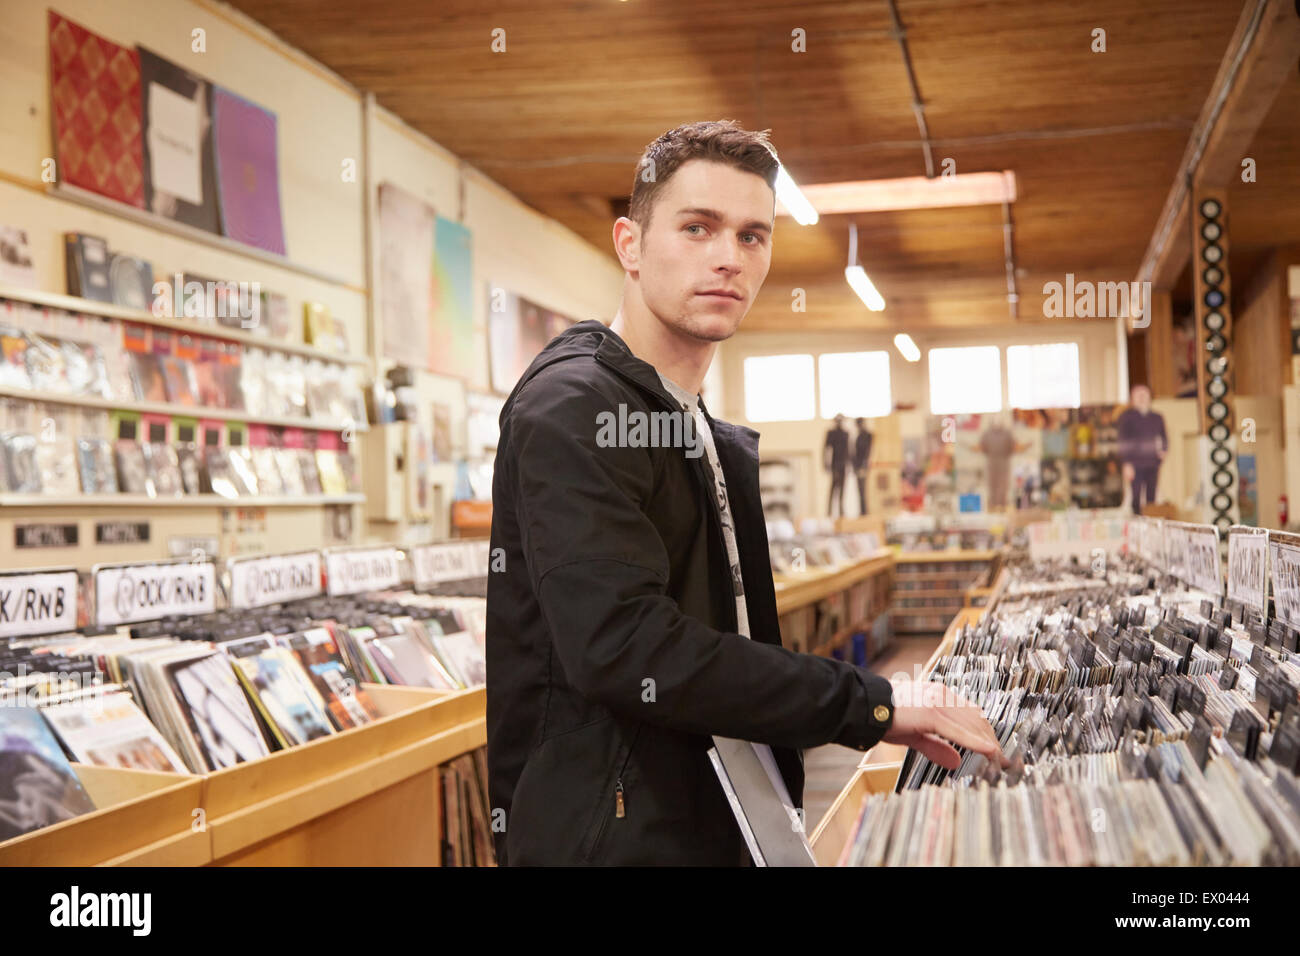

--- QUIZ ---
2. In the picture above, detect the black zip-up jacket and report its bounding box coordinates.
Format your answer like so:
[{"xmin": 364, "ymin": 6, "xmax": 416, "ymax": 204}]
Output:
[{"xmin": 486, "ymin": 320, "xmax": 896, "ymax": 865}]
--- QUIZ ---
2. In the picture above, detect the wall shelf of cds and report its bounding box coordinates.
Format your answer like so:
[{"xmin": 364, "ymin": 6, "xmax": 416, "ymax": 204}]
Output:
[
  {"xmin": 0, "ymin": 493, "xmax": 364, "ymax": 508},
  {"xmin": 0, "ymin": 285, "xmax": 369, "ymax": 368},
  {"xmin": 0, "ymin": 385, "xmax": 367, "ymax": 434}
]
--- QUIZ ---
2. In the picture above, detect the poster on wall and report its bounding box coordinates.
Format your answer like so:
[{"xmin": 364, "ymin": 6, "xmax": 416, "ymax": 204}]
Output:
[
  {"xmin": 378, "ymin": 183, "xmax": 434, "ymax": 370},
  {"xmin": 487, "ymin": 284, "xmax": 579, "ymax": 394},
  {"xmin": 212, "ymin": 87, "xmax": 286, "ymax": 255},
  {"xmin": 139, "ymin": 48, "xmax": 220, "ymax": 233},
  {"xmin": 431, "ymin": 216, "xmax": 475, "ymax": 378},
  {"xmin": 899, "ymin": 419, "xmax": 954, "ymax": 513},
  {"xmin": 901, "ymin": 404, "xmax": 1130, "ymax": 515},
  {"xmin": 48, "ymin": 12, "xmax": 145, "ymax": 208}
]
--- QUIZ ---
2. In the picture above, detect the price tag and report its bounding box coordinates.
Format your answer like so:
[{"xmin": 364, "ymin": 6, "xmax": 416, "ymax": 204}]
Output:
[
  {"xmin": 325, "ymin": 547, "xmax": 401, "ymax": 596},
  {"xmin": 1226, "ymin": 526, "xmax": 1268, "ymax": 617},
  {"xmin": 410, "ymin": 541, "xmax": 491, "ymax": 589},
  {"xmin": 228, "ymin": 551, "xmax": 323, "ymax": 609}
]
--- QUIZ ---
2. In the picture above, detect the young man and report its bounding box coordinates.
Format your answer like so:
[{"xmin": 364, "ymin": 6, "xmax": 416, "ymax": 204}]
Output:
[{"xmin": 487, "ymin": 120, "xmax": 1003, "ymax": 866}]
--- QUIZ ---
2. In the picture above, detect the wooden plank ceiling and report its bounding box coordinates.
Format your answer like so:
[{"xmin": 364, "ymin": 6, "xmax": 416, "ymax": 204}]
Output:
[{"xmin": 229, "ymin": 0, "xmax": 1260, "ymax": 330}]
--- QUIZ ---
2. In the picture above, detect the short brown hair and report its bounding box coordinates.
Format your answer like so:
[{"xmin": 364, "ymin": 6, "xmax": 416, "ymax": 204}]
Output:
[{"xmin": 628, "ymin": 120, "xmax": 780, "ymax": 231}]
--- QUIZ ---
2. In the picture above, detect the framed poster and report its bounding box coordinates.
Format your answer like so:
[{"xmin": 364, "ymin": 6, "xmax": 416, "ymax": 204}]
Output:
[
  {"xmin": 431, "ymin": 216, "xmax": 474, "ymax": 377},
  {"xmin": 379, "ymin": 183, "xmax": 434, "ymax": 370},
  {"xmin": 487, "ymin": 284, "xmax": 579, "ymax": 394}
]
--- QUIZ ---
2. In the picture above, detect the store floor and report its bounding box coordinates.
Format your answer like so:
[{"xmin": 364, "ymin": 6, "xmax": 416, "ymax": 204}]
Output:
[{"xmin": 803, "ymin": 633, "xmax": 942, "ymax": 832}]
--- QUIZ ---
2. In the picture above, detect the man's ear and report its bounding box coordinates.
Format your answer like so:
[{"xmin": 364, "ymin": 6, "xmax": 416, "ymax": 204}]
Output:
[{"xmin": 613, "ymin": 216, "xmax": 641, "ymax": 275}]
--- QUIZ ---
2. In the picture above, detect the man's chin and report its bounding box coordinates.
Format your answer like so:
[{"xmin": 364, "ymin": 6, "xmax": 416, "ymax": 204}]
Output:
[{"xmin": 675, "ymin": 310, "xmax": 744, "ymax": 343}]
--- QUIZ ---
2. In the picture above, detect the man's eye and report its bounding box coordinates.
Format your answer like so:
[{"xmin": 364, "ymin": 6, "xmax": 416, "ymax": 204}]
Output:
[
  {"xmin": 741, "ymin": 233, "xmax": 761, "ymax": 244},
  {"xmin": 685, "ymin": 224, "xmax": 705, "ymax": 235}
]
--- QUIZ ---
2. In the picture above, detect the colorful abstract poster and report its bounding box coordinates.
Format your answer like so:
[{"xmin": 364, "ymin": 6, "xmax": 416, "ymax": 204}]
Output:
[
  {"xmin": 487, "ymin": 285, "xmax": 579, "ymax": 394},
  {"xmin": 48, "ymin": 12, "xmax": 144, "ymax": 207},
  {"xmin": 430, "ymin": 216, "xmax": 474, "ymax": 378},
  {"xmin": 213, "ymin": 88, "xmax": 286, "ymax": 254},
  {"xmin": 139, "ymin": 48, "xmax": 220, "ymax": 232},
  {"xmin": 379, "ymin": 183, "xmax": 434, "ymax": 370}
]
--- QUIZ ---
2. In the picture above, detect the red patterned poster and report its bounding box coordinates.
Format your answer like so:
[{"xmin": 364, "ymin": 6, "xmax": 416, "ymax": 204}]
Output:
[{"xmin": 48, "ymin": 12, "xmax": 144, "ymax": 207}]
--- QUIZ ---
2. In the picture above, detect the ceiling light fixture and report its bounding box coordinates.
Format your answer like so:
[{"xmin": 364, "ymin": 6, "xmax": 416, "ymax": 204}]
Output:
[
  {"xmin": 776, "ymin": 170, "xmax": 1017, "ymax": 216},
  {"xmin": 893, "ymin": 333, "xmax": 920, "ymax": 362},
  {"xmin": 775, "ymin": 165, "xmax": 818, "ymax": 225},
  {"xmin": 845, "ymin": 223, "xmax": 885, "ymax": 311}
]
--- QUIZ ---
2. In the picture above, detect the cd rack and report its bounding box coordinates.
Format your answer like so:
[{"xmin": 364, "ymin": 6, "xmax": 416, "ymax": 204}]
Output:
[{"xmin": 0, "ymin": 685, "xmax": 485, "ymax": 866}]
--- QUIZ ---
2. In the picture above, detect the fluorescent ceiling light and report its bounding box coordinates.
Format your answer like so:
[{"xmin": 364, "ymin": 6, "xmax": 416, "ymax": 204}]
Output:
[
  {"xmin": 775, "ymin": 166, "xmax": 819, "ymax": 225},
  {"xmin": 845, "ymin": 265, "xmax": 885, "ymax": 312},
  {"xmin": 893, "ymin": 333, "xmax": 920, "ymax": 362},
  {"xmin": 777, "ymin": 171, "xmax": 1017, "ymax": 216}
]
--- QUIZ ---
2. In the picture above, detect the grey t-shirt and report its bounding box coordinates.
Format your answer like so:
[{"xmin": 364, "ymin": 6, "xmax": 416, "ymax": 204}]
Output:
[{"xmin": 657, "ymin": 372, "xmax": 749, "ymax": 637}]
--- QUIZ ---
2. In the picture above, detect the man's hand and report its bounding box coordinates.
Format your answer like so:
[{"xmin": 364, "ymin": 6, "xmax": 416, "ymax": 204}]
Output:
[
  {"xmin": 883, "ymin": 680, "xmax": 1007, "ymax": 771},
  {"xmin": 1122, "ymin": 462, "xmax": 1135, "ymax": 483}
]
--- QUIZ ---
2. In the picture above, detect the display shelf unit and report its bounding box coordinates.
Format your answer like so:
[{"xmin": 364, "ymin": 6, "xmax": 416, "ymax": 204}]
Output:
[
  {"xmin": 773, "ymin": 549, "xmax": 894, "ymax": 659},
  {"xmin": 890, "ymin": 549, "xmax": 999, "ymax": 635},
  {"xmin": 0, "ymin": 384, "xmax": 368, "ymax": 434},
  {"xmin": 0, "ymin": 684, "xmax": 487, "ymax": 867},
  {"xmin": 0, "ymin": 284, "xmax": 369, "ymax": 367},
  {"xmin": 0, "ymin": 493, "xmax": 365, "ymax": 508}
]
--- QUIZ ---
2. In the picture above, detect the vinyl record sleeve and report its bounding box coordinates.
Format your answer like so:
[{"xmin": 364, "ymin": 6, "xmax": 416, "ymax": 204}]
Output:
[
  {"xmin": 139, "ymin": 48, "xmax": 219, "ymax": 232},
  {"xmin": 42, "ymin": 691, "xmax": 188, "ymax": 774},
  {"xmin": 165, "ymin": 650, "xmax": 270, "ymax": 770},
  {"xmin": 0, "ymin": 706, "xmax": 97, "ymax": 841},
  {"xmin": 212, "ymin": 87, "xmax": 286, "ymax": 254}
]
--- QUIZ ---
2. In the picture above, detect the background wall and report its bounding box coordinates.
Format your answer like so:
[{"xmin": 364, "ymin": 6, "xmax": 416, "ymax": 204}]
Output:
[
  {"xmin": 715, "ymin": 321, "xmax": 1121, "ymax": 520},
  {"xmin": 0, "ymin": 0, "xmax": 625, "ymax": 558}
]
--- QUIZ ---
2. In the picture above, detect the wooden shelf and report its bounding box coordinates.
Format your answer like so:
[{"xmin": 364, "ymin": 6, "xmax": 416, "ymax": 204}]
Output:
[
  {"xmin": 0, "ymin": 684, "xmax": 486, "ymax": 867},
  {"xmin": 0, "ymin": 283, "xmax": 369, "ymax": 367},
  {"xmin": 46, "ymin": 183, "xmax": 359, "ymax": 290},
  {"xmin": 773, "ymin": 548, "xmax": 893, "ymax": 616},
  {"xmin": 0, "ymin": 383, "xmax": 369, "ymax": 433},
  {"xmin": 893, "ymin": 549, "xmax": 998, "ymax": 564},
  {"xmin": 0, "ymin": 493, "xmax": 363, "ymax": 508}
]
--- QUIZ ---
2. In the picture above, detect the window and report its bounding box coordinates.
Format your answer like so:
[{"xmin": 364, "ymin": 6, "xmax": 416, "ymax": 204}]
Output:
[
  {"xmin": 1007, "ymin": 343, "xmax": 1081, "ymax": 409},
  {"xmin": 818, "ymin": 351, "xmax": 892, "ymax": 419},
  {"xmin": 928, "ymin": 346, "xmax": 1001, "ymax": 414},
  {"xmin": 743, "ymin": 354, "xmax": 815, "ymax": 422}
]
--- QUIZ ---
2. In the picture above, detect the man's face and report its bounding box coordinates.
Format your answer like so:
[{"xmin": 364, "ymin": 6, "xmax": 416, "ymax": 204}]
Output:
[
  {"xmin": 1132, "ymin": 386, "xmax": 1152, "ymax": 413},
  {"xmin": 627, "ymin": 159, "xmax": 774, "ymax": 342}
]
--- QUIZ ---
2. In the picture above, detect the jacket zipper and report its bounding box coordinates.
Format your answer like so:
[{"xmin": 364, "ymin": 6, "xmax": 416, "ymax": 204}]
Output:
[{"xmin": 588, "ymin": 726, "xmax": 642, "ymax": 857}]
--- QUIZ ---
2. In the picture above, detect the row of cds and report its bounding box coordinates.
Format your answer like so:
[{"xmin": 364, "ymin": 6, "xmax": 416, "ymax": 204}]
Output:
[
  {"xmin": 839, "ymin": 553, "xmax": 1300, "ymax": 866},
  {"xmin": 0, "ymin": 585, "xmax": 487, "ymax": 843},
  {"xmin": 0, "ymin": 299, "xmax": 364, "ymax": 425},
  {"xmin": 0, "ymin": 407, "xmax": 360, "ymax": 497}
]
